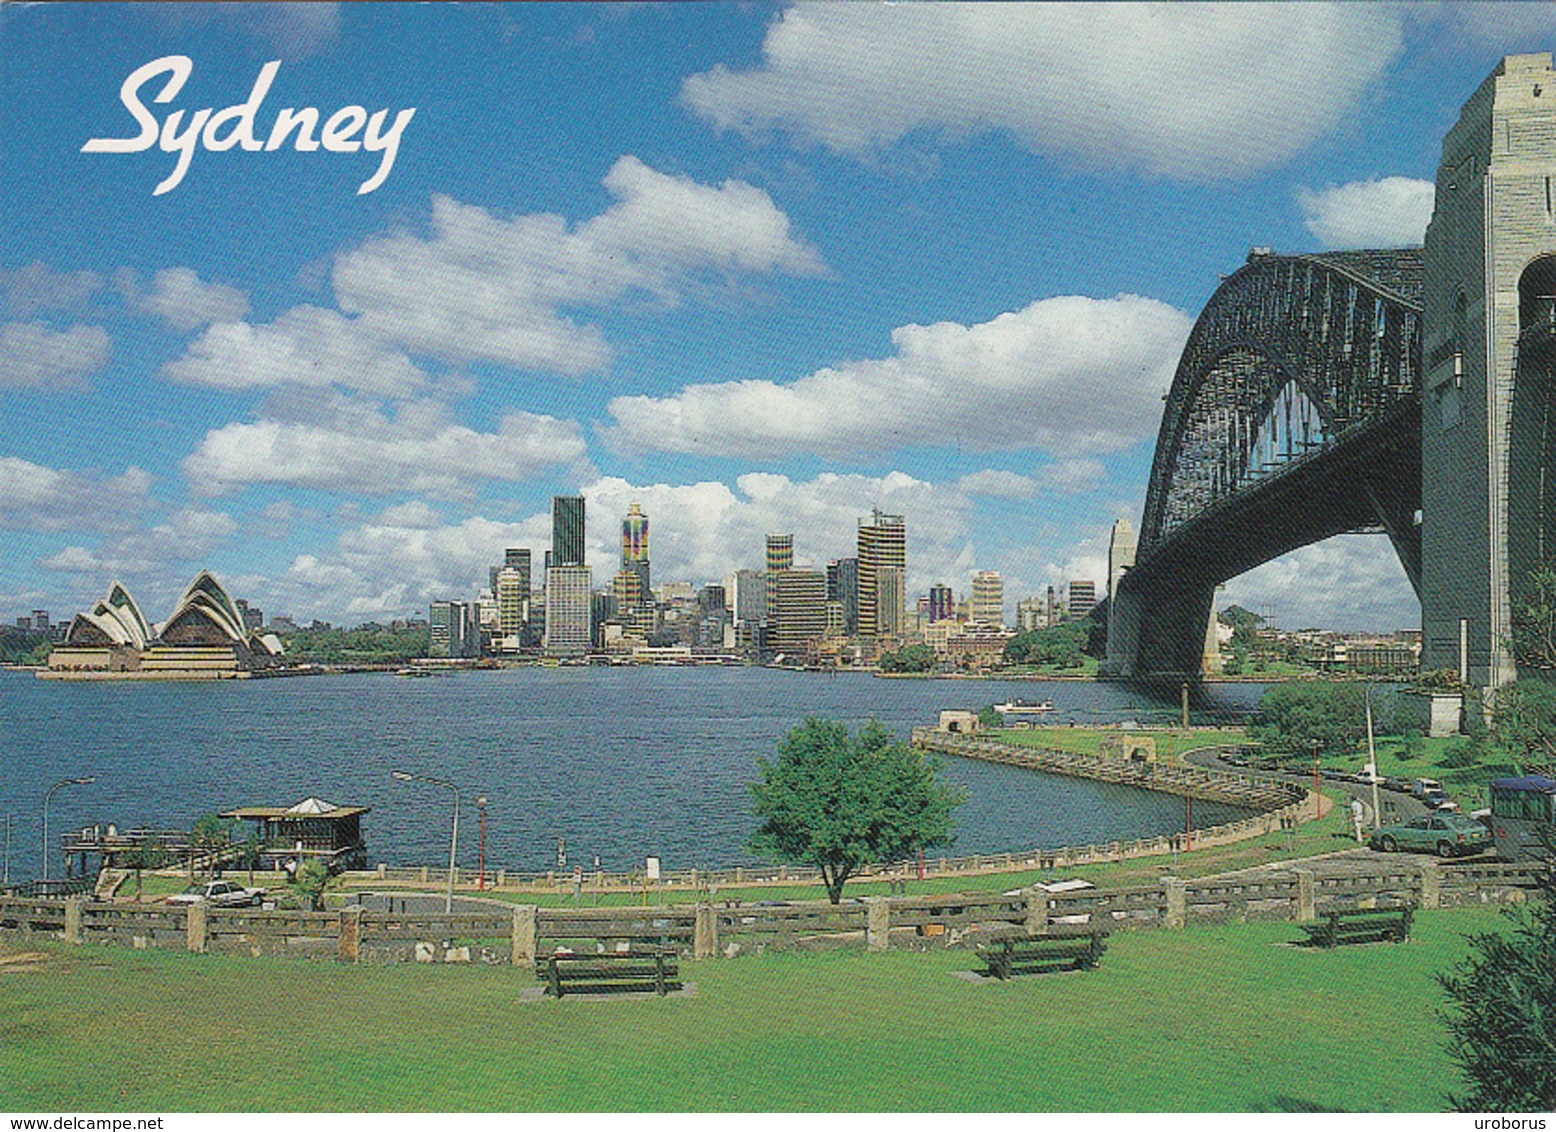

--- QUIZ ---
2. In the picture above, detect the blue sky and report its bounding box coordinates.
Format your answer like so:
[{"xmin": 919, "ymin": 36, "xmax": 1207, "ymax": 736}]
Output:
[{"xmin": 0, "ymin": 2, "xmax": 1548, "ymax": 632}]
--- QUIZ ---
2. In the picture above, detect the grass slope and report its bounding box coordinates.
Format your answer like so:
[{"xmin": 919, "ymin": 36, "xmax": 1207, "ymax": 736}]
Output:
[{"xmin": 0, "ymin": 906, "xmax": 1503, "ymax": 1112}]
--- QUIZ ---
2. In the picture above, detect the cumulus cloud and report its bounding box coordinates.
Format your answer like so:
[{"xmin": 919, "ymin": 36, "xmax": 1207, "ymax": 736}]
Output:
[
  {"xmin": 182, "ymin": 405, "xmax": 588, "ymax": 498},
  {"xmin": 39, "ymin": 508, "xmax": 240, "ymax": 576},
  {"xmin": 164, "ymin": 306, "xmax": 429, "ymax": 397},
  {"xmin": 330, "ymin": 156, "xmax": 825, "ymax": 374},
  {"xmin": 135, "ymin": 267, "xmax": 251, "ymax": 331},
  {"xmin": 0, "ymin": 322, "xmax": 111, "ymax": 389},
  {"xmin": 682, "ymin": 3, "xmax": 1401, "ymax": 180},
  {"xmin": 606, "ymin": 294, "xmax": 1191, "ymax": 460},
  {"xmin": 1297, "ymin": 177, "xmax": 1434, "ymax": 249},
  {"xmin": 0, "ymin": 458, "xmax": 152, "ymax": 532},
  {"xmin": 1219, "ymin": 534, "xmax": 1418, "ymax": 632},
  {"xmin": 0, "ymin": 262, "xmax": 103, "ymax": 316}
]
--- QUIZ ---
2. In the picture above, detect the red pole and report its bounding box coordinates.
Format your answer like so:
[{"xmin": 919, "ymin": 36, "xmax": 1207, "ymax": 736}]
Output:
[{"xmin": 1313, "ymin": 755, "xmax": 1321, "ymax": 817}]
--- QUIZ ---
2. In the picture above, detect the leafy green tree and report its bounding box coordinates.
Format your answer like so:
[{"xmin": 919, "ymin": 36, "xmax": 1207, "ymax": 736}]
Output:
[
  {"xmin": 1004, "ymin": 623, "xmax": 1088, "ymax": 669},
  {"xmin": 1510, "ymin": 562, "xmax": 1556, "ymax": 672},
  {"xmin": 190, "ymin": 813, "xmax": 234, "ymax": 877},
  {"xmin": 1247, "ymin": 682, "xmax": 1367, "ymax": 759},
  {"xmin": 878, "ymin": 644, "xmax": 936, "ymax": 673},
  {"xmin": 1219, "ymin": 605, "xmax": 1263, "ymax": 653},
  {"xmin": 1437, "ymin": 859, "xmax": 1556, "ymax": 1110},
  {"xmin": 1490, "ymin": 679, "xmax": 1556, "ymax": 772},
  {"xmin": 289, "ymin": 860, "xmax": 334, "ymax": 911},
  {"xmin": 976, "ymin": 704, "xmax": 1002, "ymax": 730},
  {"xmin": 748, "ymin": 719, "xmax": 964, "ymax": 904}
]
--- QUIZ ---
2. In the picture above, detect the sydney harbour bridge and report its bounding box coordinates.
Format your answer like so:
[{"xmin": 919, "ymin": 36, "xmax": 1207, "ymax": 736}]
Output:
[{"xmin": 1105, "ymin": 53, "xmax": 1556, "ymax": 689}]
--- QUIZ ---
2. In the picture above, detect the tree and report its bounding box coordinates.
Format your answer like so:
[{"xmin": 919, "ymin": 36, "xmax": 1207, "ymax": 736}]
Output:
[
  {"xmin": 1510, "ymin": 562, "xmax": 1556, "ymax": 672},
  {"xmin": 1490, "ymin": 679, "xmax": 1556, "ymax": 772},
  {"xmin": 1437, "ymin": 858, "xmax": 1556, "ymax": 1110},
  {"xmin": 748, "ymin": 719, "xmax": 964, "ymax": 904},
  {"xmin": 878, "ymin": 644, "xmax": 936, "ymax": 673},
  {"xmin": 289, "ymin": 859, "xmax": 333, "ymax": 911},
  {"xmin": 1004, "ymin": 623, "xmax": 1087, "ymax": 669},
  {"xmin": 1247, "ymin": 682, "xmax": 1367, "ymax": 759},
  {"xmin": 189, "ymin": 813, "xmax": 233, "ymax": 878}
]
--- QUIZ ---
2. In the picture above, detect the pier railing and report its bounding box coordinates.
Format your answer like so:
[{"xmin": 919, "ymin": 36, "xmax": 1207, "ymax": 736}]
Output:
[{"xmin": 3, "ymin": 858, "xmax": 1542, "ymax": 966}]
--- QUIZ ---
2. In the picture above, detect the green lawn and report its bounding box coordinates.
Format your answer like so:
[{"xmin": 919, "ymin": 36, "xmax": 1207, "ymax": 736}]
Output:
[{"xmin": 0, "ymin": 905, "xmax": 1505, "ymax": 1111}]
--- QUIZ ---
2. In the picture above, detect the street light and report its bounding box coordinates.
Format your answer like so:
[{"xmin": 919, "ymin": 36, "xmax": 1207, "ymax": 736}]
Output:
[
  {"xmin": 476, "ymin": 795, "xmax": 487, "ymax": 892},
  {"xmin": 391, "ymin": 770, "xmax": 459, "ymax": 913},
  {"xmin": 42, "ymin": 776, "xmax": 96, "ymax": 882}
]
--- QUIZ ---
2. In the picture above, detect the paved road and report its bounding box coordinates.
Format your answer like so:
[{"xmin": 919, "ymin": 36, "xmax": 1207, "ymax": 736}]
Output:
[{"xmin": 1186, "ymin": 748, "xmax": 1432, "ymax": 822}]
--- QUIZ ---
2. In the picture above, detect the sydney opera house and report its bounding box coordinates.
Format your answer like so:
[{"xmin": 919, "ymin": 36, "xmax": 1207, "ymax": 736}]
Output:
[{"xmin": 41, "ymin": 572, "xmax": 291, "ymax": 680}]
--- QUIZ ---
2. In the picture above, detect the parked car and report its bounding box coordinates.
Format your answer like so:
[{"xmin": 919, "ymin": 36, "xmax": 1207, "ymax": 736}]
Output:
[
  {"xmin": 1368, "ymin": 812, "xmax": 1491, "ymax": 857},
  {"xmin": 1381, "ymin": 776, "xmax": 1415, "ymax": 794},
  {"xmin": 165, "ymin": 880, "xmax": 264, "ymax": 907}
]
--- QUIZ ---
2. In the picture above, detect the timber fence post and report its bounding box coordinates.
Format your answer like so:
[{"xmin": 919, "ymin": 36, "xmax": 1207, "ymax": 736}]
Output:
[
  {"xmin": 1024, "ymin": 886, "xmax": 1050, "ymax": 935},
  {"xmin": 63, "ymin": 896, "xmax": 82, "ymax": 944},
  {"xmin": 1163, "ymin": 878, "xmax": 1187, "ymax": 930},
  {"xmin": 1419, "ymin": 859, "xmax": 1441, "ymax": 910},
  {"xmin": 866, "ymin": 897, "xmax": 890, "ymax": 952},
  {"xmin": 1293, "ymin": 869, "xmax": 1316, "ymax": 923},
  {"xmin": 338, "ymin": 906, "xmax": 362, "ymax": 963},
  {"xmin": 513, "ymin": 904, "xmax": 537, "ymax": 969},
  {"xmin": 186, "ymin": 902, "xmax": 208, "ymax": 953},
  {"xmin": 694, "ymin": 902, "xmax": 717, "ymax": 960}
]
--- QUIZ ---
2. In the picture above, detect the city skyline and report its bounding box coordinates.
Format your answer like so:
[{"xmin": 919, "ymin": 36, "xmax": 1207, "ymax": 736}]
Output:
[{"xmin": 3, "ymin": 5, "xmax": 1547, "ymax": 633}]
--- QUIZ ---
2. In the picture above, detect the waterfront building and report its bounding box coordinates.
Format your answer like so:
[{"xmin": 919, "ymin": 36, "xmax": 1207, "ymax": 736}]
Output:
[
  {"xmin": 765, "ymin": 532, "xmax": 793, "ymax": 613},
  {"xmin": 591, "ymin": 591, "xmax": 617, "ymax": 650},
  {"xmin": 826, "ymin": 557, "xmax": 859, "ymax": 636},
  {"xmin": 544, "ymin": 565, "xmax": 592, "ymax": 656},
  {"xmin": 927, "ymin": 583, "xmax": 954, "ymax": 624},
  {"xmin": 552, "ymin": 496, "xmax": 586, "ymax": 568},
  {"xmin": 612, "ymin": 569, "xmax": 644, "ymax": 626},
  {"xmin": 971, "ymin": 571, "xmax": 1004, "ymax": 627},
  {"xmin": 1016, "ymin": 597, "xmax": 1046, "ymax": 633},
  {"xmin": 496, "ymin": 567, "xmax": 528, "ymax": 638},
  {"xmin": 857, "ymin": 509, "xmax": 906, "ymax": 638},
  {"xmin": 728, "ymin": 569, "xmax": 766, "ymax": 623},
  {"xmin": 429, "ymin": 600, "xmax": 480, "ymax": 658},
  {"xmin": 772, "ymin": 568, "xmax": 828, "ymax": 656},
  {"xmin": 46, "ymin": 573, "xmax": 285, "ymax": 678},
  {"xmin": 621, "ymin": 502, "xmax": 651, "ymax": 602},
  {"xmin": 1068, "ymin": 580, "xmax": 1098, "ymax": 619}
]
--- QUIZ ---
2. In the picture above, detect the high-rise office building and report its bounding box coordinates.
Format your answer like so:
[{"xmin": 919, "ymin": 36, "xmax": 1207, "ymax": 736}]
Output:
[
  {"xmin": 506, "ymin": 547, "xmax": 531, "ymax": 596},
  {"xmin": 827, "ymin": 557, "xmax": 859, "ymax": 636},
  {"xmin": 1068, "ymin": 580, "xmax": 1098, "ymax": 619},
  {"xmin": 772, "ymin": 569, "xmax": 828, "ymax": 654},
  {"xmin": 552, "ymin": 496, "xmax": 586, "ymax": 568},
  {"xmin": 430, "ymin": 600, "xmax": 480, "ymax": 658},
  {"xmin": 621, "ymin": 502, "xmax": 650, "ymax": 603},
  {"xmin": 544, "ymin": 565, "xmax": 592, "ymax": 656},
  {"xmin": 496, "ymin": 567, "xmax": 528, "ymax": 637},
  {"xmin": 727, "ymin": 569, "xmax": 766, "ymax": 624},
  {"xmin": 1016, "ymin": 597, "xmax": 1045, "ymax": 633},
  {"xmin": 765, "ymin": 533, "xmax": 793, "ymax": 612},
  {"xmin": 927, "ymin": 583, "xmax": 955, "ymax": 623},
  {"xmin": 857, "ymin": 509, "xmax": 906, "ymax": 638},
  {"xmin": 971, "ymin": 571, "xmax": 1004, "ymax": 627}
]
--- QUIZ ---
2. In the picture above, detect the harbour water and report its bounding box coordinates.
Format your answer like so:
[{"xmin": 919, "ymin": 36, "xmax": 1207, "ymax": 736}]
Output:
[{"xmin": 0, "ymin": 667, "xmax": 1270, "ymax": 881}]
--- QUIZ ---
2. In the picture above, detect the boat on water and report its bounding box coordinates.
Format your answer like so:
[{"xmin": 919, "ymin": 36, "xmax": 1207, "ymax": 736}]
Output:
[
  {"xmin": 394, "ymin": 667, "xmax": 432, "ymax": 678},
  {"xmin": 992, "ymin": 698, "xmax": 1056, "ymax": 717}
]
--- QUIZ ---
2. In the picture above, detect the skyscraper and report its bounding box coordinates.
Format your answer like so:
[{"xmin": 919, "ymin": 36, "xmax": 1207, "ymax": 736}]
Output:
[
  {"xmin": 552, "ymin": 496, "xmax": 586, "ymax": 568},
  {"xmin": 1068, "ymin": 580, "xmax": 1098, "ymax": 619},
  {"xmin": 857, "ymin": 509, "xmax": 906, "ymax": 638},
  {"xmin": 971, "ymin": 570, "xmax": 1004, "ymax": 627},
  {"xmin": 496, "ymin": 567, "xmax": 528, "ymax": 637},
  {"xmin": 772, "ymin": 569, "xmax": 828, "ymax": 655},
  {"xmin": 928, "ymin": 583, "xmax": 955, "ymax": 623},
  {"xmin": 765, "ymin": 532, "xmax": 793, "ymax": 613},
  {"xmin": 827, "ymin": 557, "xmax": 859, "ymax": 636},
  {"xmin": 621, "ymin": 502, "xmax": 650, "ymax": 603}
]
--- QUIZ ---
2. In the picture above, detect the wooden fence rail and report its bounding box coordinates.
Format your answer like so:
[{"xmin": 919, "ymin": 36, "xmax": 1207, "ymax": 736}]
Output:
[{"xmin": 3, "ymin": 858, "xmax": 1545, "ymax": 966}]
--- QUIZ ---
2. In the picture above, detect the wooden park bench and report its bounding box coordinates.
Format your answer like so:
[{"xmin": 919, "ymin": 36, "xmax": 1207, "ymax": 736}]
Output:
[
  {"xmin": 1298, "ymin": 905, "xmax": 1413, "ymax": 949},
  {"xmin": 539, "ymin": 948, "xmax": 682, "ymax": 998},
  {"xmin": 974, "ymin": 929, "xmax": 1108, "ymax": 980}
]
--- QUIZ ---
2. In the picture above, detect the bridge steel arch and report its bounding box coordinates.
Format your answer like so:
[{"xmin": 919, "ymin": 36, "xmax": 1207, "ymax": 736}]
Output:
[{"xmin": 1107, "ymin": 248, "xmax": 1424, "ymax": 682}]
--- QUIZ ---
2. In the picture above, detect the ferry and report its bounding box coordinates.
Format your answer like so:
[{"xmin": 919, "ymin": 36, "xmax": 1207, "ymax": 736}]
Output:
[{"xmin": 992, "ymin": 698, "xmax": 1056, "ymax": 718}]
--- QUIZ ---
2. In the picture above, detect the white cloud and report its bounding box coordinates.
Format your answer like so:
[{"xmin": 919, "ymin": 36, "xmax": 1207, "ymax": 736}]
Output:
[
  {"xmin": 0, "ymin": 262, "xmax": 103, "ymax": 316},
  {"xmin": 0, "ymin": 458, "xmax": 151, "ymax": 531},
  {"xmin": 682, "ymin": 3, "xmax": 1401, "ymax": 180},
  {"xmin": 0, "ymin": 322, "xmax": 111, "ymax": 389},
  {"xmin": 1219, "ymin": 534, "xmax": 1418, "ymax": 632},
  {"xmin": 956, "ymin": 469, "xmax": 1039, "ymax": 499},
  {"xmin": 137, "ymin": 267, "xmax": 251, "ymax": 332},
  {"xmin": 182, "ymin": 405, "xmax": 587, "ymax": 498},
  {"xmin": 39, "ymin": 508, "xmax": 240, "ymax": 577},
  {"xmin": 1296, "ymin": 177, "xmax": 1434, "ymax": 249},
  {"xmin": 164, "ymin": 306, "xmax": 430, "ymax": 397},
  {"xmin": 330, "ymin": 156, "xmax": 825, "ymax": 374},
  {"xmin": 606, "ymin": 294, "xmax": 1191, "ymax": 459}
]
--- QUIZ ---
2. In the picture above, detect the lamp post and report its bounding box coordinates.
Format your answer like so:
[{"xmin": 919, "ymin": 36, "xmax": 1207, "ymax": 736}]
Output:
[
  {"xmin": 42, "ymin": 776, "xmax": 96, "ymax": 882},
  {"xmin": 391, "ymin": 771, "xmax": 459, "ymax": 913},
  {"xmin": 477, "ymin": 795, "xmax": 487, "ymax": 892}
]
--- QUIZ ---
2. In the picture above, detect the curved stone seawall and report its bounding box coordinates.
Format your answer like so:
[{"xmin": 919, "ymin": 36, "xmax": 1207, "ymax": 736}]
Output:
[{"xmin": 911, "ymin": 728, "xmax": 1319, "ymax": 862}]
